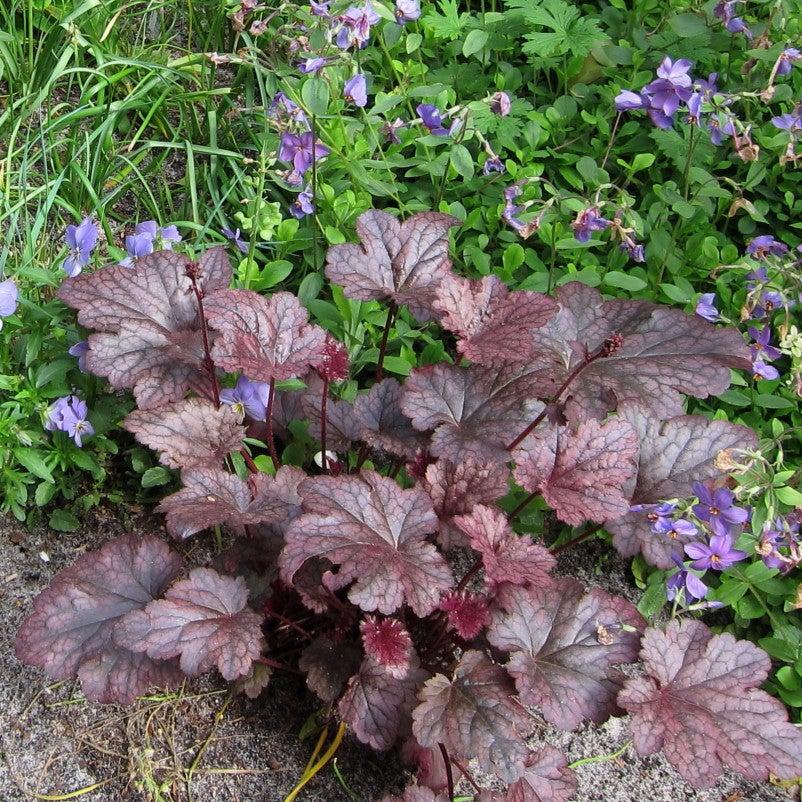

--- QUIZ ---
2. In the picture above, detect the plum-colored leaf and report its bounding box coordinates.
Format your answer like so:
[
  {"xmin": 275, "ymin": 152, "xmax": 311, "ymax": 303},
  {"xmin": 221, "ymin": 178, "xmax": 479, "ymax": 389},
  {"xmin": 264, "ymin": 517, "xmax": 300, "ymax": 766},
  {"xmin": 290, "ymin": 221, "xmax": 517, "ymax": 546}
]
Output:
[
  {"xmin": 299, "ymin": 635, "xmax": 361, "ymax": 703},
  {"xmin": 116, "ymin": 568, "xmax": 264, "ymax": 681},
  {"xmin": 434, "ymin": 274, "xmax": 557, "ymax": 365},
  {"xmin": 302, "ymin": 373, "xmax": 363, "ymax": 452},
  {"xmin": 123, "ymin": 398, "xmax": 245, "ymax": 469},
  {"xmin": 531, "ymin": 282, "xmax": 751, "ymax": 421},
  {"xmin": 422, "ymin": 458, "xmax": 510, "ymax": 548},
  {"xmin": 339, "ymin": 655, "xmax": 428, "ymax": 750},
  {"xmin": 605, "ymin": 406, "xmax": 758, "ymax": 568},
  {"xmin": 361, "ymin": 616, "xmax": 413, "ymax": 678},
  {"xmin": 454, "ymin": 505, "xmax": 554, "ymax": 590},
  {"xmin": 413, "ymin": 650, "xmax": 530, "ymax": 783},
  {"xmin": 280, "ymin": 471, "xmax": 453, "ymax": 616},
  {"xmin": 400, "ymin": 737, "xmax": 463, "ymax": 795},
  {"xmin": 513, "ymin": 418, "xmax": 639, "ymax": 526},
  {"xmin": 325, "ymin": 210, "xmax": 459, "ymax": 322},
  {"xmin": 619, "ymin": 619, "xmax": 802, "ymax": 788},
  {"xmin": 157, "ymin": 468, "xmax": 288, "ymax": 539},
  {"xmin": 234, "ymin": 662, "xmax": 273, "ymax": 699},
  {"xmin": 382, "ymin": 787, "xmax": 450, "ymax": 802},
  {"xmin": 354, "ymin": 378, "xmax": 428, "ymax": 459},
  {"xmin": 56, "ymin": 248, "xmax": 231, "ymax": 409},
  {"xmin": 204, "ymin": 289, "xmax": 326, "ymax": 382},
  {"xmin": 501, "ymin": 746, "xmax": 577, "ymax": 802},
  {"xmin": 440, "ymin": 591, "xmax": 490, "ymax": 640},
  {"xmin": 487, "ymin": 579, "xmax": 644, "ymax": 730},
  {"xmin": 402, "ymin": 363, "xmax": 545, "ymax": 463},
  {"xmin": 14, "ymin": 534, "xmax": 183, "ymax": 704}
]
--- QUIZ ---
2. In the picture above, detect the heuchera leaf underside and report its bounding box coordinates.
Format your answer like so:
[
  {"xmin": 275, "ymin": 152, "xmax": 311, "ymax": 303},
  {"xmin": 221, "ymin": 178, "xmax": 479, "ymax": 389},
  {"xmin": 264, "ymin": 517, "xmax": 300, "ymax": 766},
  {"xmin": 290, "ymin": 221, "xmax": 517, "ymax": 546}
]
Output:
[
  {"xmin": 14, "ymin": 534, "xmax": 183, "ymax": 704},
  {"xmin": 531, "ymin": 282, "xmax": 752, "ymax": 422},
  {"xmin": 487, "ymin": 578, "xmax": 645, "ymax": 730},
  {"xmin": 56, "ymin": 248, "xmax": 231, "ymax": 409},
  {"xmin": 412, "ymin": 649, "xmax": 530, "ymax": 783},
  {"xmin": 434, "ymin": 273, "xmax": 557, "ymax": 365},
  {"xmin": 280, "ymin": 471, "xmax": 453, "ymax": 616},
  {"xmin": 619, "ymin": 619, "xmax": 802, "ymax": 788},
  {"xmin": 157, "ymin": 468, "xmax": 288, "ymax": 540},
  {"xmin": 115, "ymin": 568, "xmax": 264, "ymax": 681},
  {"xmin": 454, "ymin": 504, "xmax": 555, "ymax": 590},
  {"xmin": 204, "ymin": 289, "xmax": 327, "ymax": 382},
  {"xmin": 605, "ymin": 405, "xmax": 759, "ymax": 568},
  {"xmin": 339, "ymin": 655, "xmax": 429, "ymax": 750},
  {"xmin": 123, "ymin": 398, "xmax": 245, "ymax": 469},
  {"xmin": 480, "ymin": 746, "xmax": 577, "ymax": 802},
  {"xmin": 298, "ymin": 635, "xmax": 362, "ymax": 703},
  {"xmin": 512, "ymin": 418, "xmax": 639, "ymax": 526},
  {"xmin": 325, "ymin": 209, "xmax": 459, "ymax": 323}
]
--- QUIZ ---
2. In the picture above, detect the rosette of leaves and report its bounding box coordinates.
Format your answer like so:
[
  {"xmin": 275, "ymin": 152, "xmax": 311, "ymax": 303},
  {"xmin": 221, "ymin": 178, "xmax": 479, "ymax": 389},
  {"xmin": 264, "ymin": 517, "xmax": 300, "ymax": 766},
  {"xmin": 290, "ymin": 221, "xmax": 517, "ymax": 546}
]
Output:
[{"xmin": 17, "ymin": 214, "xmax": 801, "ymax": 800}]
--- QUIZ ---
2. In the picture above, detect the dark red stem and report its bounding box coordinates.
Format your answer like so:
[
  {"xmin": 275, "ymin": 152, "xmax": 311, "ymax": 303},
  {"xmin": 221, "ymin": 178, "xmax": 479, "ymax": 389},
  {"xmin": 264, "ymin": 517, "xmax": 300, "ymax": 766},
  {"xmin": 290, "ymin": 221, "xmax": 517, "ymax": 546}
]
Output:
[
  {"xmin": 320, "ymin": 375, "xmax": 330, "ymax": 473},
  {"xmin": 550, "ymin": 527, "xmax": 597, "ymax": 555},
  {"xmin": 190, "ymin": 275, "xmax": 221, "ymax": 408},
  {"xmin": 375, "ymin": 302, "xmax": 396, "ymax": 381},
  {"xmin": 509, "ymin": 490, "xmax": 538, "ymax": 520},
  {"xmin": 438, "ymin": 743, "xmax": 455, "ymax": 802},
  {"xmin": 354, "ymin": 442, "xmax": 370, "ymax": 472},
  {"xmin": 265, "ymin": 377, "xmax": 280, "ymax": 467},
  {"xmin": 450, "ymin": 757, "xmax": 481, "ymax": 793},
  {"xmin": 255, "ymin": 655, "xmax": 300, "ymax": 674},
  {"xmin": 456, "ymin": 558, "xmax": 483, "ymax": 593}
]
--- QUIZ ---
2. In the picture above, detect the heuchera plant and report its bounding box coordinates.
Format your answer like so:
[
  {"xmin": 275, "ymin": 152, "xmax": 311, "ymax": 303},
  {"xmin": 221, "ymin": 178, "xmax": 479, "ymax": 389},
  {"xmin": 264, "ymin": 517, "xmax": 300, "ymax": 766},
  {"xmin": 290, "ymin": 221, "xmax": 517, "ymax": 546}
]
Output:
[{"xmin": 15, "ymin": 210, "xmax": 802, "ymax": 800}]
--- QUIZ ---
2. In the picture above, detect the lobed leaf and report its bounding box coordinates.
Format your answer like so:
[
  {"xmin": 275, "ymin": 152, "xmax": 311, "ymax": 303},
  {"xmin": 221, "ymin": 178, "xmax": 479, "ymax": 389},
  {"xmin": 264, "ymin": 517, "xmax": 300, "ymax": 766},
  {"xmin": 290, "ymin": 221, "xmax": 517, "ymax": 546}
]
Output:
[
  {"xmin": 480, "ymin": 746, "xmax": 577, "ymax": 802},
  {"xmin": 299, "ymin": 635, "xmax": 361, "ymax": 703},
  {"xmin": 360, "ymin": 616, "xmax": 414, "ymax": 678},
  {"xmin": 382, "ymin": 788, "xmax": 450, "ymax": 802}
]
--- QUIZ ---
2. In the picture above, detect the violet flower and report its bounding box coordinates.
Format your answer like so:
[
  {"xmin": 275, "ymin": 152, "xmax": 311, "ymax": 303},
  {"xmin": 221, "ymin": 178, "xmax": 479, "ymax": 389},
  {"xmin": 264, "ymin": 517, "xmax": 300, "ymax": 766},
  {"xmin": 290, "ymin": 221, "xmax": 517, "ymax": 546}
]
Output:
[
  {"xmin": 643, "ymin": 57, "xmax": 694, "ymax": 118},
  {"xmin": 220, "ymin": 376, "xmax": 270, "ymax": 420},
  {"xmin": 666, "ymin": 562, "xmax": 708, "ymax": 602},
  {"xmin": 714, "ymin": 1, "xmax": 752, "ymax": 38},
  {"xmin": 338, "ymin": 3, "xmax": 380, "ymax": 48},
  {"xmin": 120, "ymin": 231, "xmax": 154, "ymax": 268},
  {"xmin": 135, "ymin": 220, "xmax": 181, "ymax": 250},
  {"xmin": 619, "ymin": 237, "xmax": 645, "ymax": 263},
  {"xmin": 752, "ymin": 290, "xmax": 785, "ymax": 320},
  {"xmin": 685, "ymin": 534, "xmax": 747, "ymax": 570},
  {"xmin": 748, "ymin": 326, "xmax": 782, "ymax": 362},
  {"xmin": 752, "ymin": 359, "xmax": 780, "ymax": 381},
  {"xmin": 489, "ymin": 91, "xmax": 511, "ymax": 116},
  {"xmin": 614, "ymin": 90, "xmax": 646, "ymax": 112},
  {"xmin": 654, "ymin": 517, "xmax": 699, "ymax": 543},
  {"xmin": 395, "ymin": 0, "xmax": 420, "ymax": 23},
  {"xmin": 290, "ymin": 186, "xmax": 315, "ymax": 219},
  {"xmin": 692, "ymin": 482, "xmax": 749, "ymax": 537},
  {"xmin": 771, "ymin": 109, "xmax": 802, "ymax": 133},
  {"xmin": 344, "ymin": 73, "xmax": 368, "ymax": 108},
  {"xmin": 747, "ymin": 235, "xmax": 789, "ymax": 260},
  {"xmin": 269, "ymin": 92, "xmax": 309, "ymax": 130},
  {"xmin": 222, "ymin": 227, "xmax": 249, "ymax": 254},
  {"xmin": 708, "ymin": 113, "xmax": 736, "ymax": 145},
  {"xmin": 695, "ymin": 293, "xmax": 719, "ymax": 322},
  {"xmin": 63, "ymin": 217, "xmax": 99, "ymax": 277},
  {"xmin": 310, "ymin": 0, "xmax": 330, "ymax": 16},
  {"xmin": 483, "ymin": 154, "xmax": 505, "ymax": 175},
  {"xmin": 279, "ymin": 131, "xmax": 330, "ymax": 173},
  {"xmin": 45, "ymin": 395, "xmax": 94, "ymax": 447},
  {"xmin": 299, "ymin": 57, "xmax": 330, "ymax": 75},
  {"xmin": 0, "ymin": 278, "xmax": 18, "ymax": 322},
  {"xmin": 777, "ymin": 48, "xmax": 802, "ymax": 76},
  {"xmin": 68, "ymin": 340, "xmax": 89, "ymax": 372},
  {"xmin": 382, "ymin": 117, "xmax": 405, "ymax": 143},
  {"xmin": 572, "ymin": 207, "xmax": 610, "ymax": 243},
  {"xmin": 632, "ymin": 501, "xmax": 677, "ymax": 531},
  {"xmin": 416, "ymin": 103, "xmax": 450, "ymax": 136}
]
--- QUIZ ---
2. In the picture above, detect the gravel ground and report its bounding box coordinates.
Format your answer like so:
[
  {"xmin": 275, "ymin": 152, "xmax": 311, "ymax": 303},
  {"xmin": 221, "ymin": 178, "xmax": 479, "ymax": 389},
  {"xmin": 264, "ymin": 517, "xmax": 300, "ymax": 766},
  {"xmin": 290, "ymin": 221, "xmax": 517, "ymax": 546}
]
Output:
[{"xmin": 0, "ymin": 513, "xmax": 796, "ymax": 802}]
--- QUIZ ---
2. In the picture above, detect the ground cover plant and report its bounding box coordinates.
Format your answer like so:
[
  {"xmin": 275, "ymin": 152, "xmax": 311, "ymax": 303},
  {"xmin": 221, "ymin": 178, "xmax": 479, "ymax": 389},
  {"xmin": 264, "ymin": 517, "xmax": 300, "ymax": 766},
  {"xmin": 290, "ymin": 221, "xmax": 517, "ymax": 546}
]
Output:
[{"xmin": 2, "ymin": 0, "xmax": 802, "ymax": 799}]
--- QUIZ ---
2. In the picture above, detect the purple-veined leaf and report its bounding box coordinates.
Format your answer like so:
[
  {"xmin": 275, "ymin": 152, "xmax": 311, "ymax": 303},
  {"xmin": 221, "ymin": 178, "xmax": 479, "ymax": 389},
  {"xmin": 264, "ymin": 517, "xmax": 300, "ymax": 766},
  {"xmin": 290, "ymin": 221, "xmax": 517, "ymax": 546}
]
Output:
[
  {"xmin": 480, "ymin": 746, "xmax": 577, "ymax": 802},
  {"xmin": 454, "ymin": 504, "xmax": 554, "ymax": 590},
  {"xmin": 531, "ymin": 282, "xmax": 751, "ymax": 421},
  {"xmin": 325, "ymin": 210, "xmax": 459, "ymax": 322},
  {"xmin": 280, "ymin": 471, "xmax": 453, "ymax": 616},
  {"xmin": 401, "ymin": 363, "xmax": 545, "ymax": 463},
  {"xmin": 14, "ymin": 534, "xmax": 183, "ymax": 704},
  {"xmin": 400, "ymin": 736, "xmax": 463, "ymax": 795},
  {"xmin": 339, "ymin": 655, "xmax": 429, "ymax": 750},
  {"xmin": 434, "ymin": 274, "xmax": 557, "ymax": 365},
  {"xmin": 298, "ymin": 635, "xmax": 361, "ymax": 703},
  {"xmin": 56, "ymin": 248, "xmax": 231, "ymax": 409},
  {"xmin": 382, "ymin": 787, "xmax": 450, "ymax": 802},
  {"xmin": 487, "ymin": 579, "xmax": 644, "ymax": 730},
  {"xmin": 412, "ymin": 650, "xmax": 530, "ymax": 783},
  {"xmin": 354, "ymin": 378, "xmax": 429, "ymax": 459},
  {"xmin": 360, "ymin": 616, "xmax": 414, "ymax": 678},
  {"xmin": 234, "ymin": 662, "xmax": 273, "ymax": 699},
  {"xmin": 115, "ymin": 568, "xmax": 264, "ymax": 681},
  {"xmin": 422, "ymin": 458, "xmax": 510, "ymax": 549},
  {"xmin": 440, "ymin": 591, "xmax": 490, "ymax": 640},
  {"xmin": 605, "ymin": 406, "xmax": 758, "ymax": 568},
  {"xmin": 619, "ymin": 619, "xmax": 802, "ymax": 788},
  {"xmin": 512, "ymin": 418, "xmax": 639, "ymax": 526},
  {"xmin": 157, "ymin": 468, "xmax": 289, "ymax": 539},
  {"xmin": 123, "ymin": 398, "xmax": 245, "ymax": 469},
  {"xmin": 204, "ymin": 289, "xmax": 326, "ymax": 382}
]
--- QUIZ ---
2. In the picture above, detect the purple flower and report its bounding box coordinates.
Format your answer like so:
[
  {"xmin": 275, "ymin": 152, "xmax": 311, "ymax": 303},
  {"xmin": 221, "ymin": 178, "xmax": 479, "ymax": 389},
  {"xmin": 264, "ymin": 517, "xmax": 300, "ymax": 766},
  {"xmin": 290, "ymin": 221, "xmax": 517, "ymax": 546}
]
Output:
[
  {"xmin": 666, "ymin": 564, "xmax": 708, "ymax": 602},
  {"xmin": 654, "ymin": 517, "xmax": 699, "ymax": 543},
  {"xmin": 619, "ymin": 237, "xmax": 645, "ymax": 263},
  {"xmin": 120, "ymin": 231, "xmax": 154, "ymax": 268},
  {"xmin": 695, "ymin": 73, "xmax": 719, "ymax": 96},
  {"xmin": 692, "ymin": 482, "xmax": 749, "ymax": 537},
  {"xmin": 310, "ymin": 0, "xmax": 330, "ymax": 16},
  {"xmin": 777, "ymin": 48, "xmax": 801, "ymax": 76},
  {"xmin": 489, "ymin": 91, "xmax": 511, "ymax": 116},
  {"xmin": 290, "ymin": 186, "xmax": 315, "ymax": 219},
  {"xmin": 725, "ymin": 16, "xmax": 751, "ymax": 36},
  {"xmin": 643, "ymin": 57, "xmax": 693, "ymax": 118},
  {"xmin": 771, "ymin": 111, "xmax": 802, "ymax": 133},
  {"xmin": 68, "ymin": 340, "xmax": 89, "ymax": 372},
  {"xmin": 338, "ymin": 3, "xmax": 380, "ymax": 47},
  {"xmin": 708, "ymin": 113, "xmax": 736, "ymax": 145},
  {"xmin": 222, "ymin": 227, "xmax": 249, "ymax": 254},
  {"xmin": 133, "ymin": 220, "xmax": 181, "ymax": 250},
  {"xmin": 746, "ymin": 235, "xmax": 788, "ymax": 259},
  {"xmin": 0, "ymin": 278, "xmax": 18, "ymax": 320},
  {"xmin": 686, "ymin": 92, "xmax": 702, "ymax": 125},
  {"xmin": 631, "ymin": 501, "xmax": 677, "ymax": 530},
  {"xmin": 483, "ymin": 154, "xmax": 505, "ymax": 175},
  {"xmin": 685, "ymin": 534, "xmax": 747, "ymax": 570},
  {"xmin": 220, "ymin": 376, "xmax": 270, "ymax": 419},
  {"xmin": 382, "ymin": 117, "xmax": 405, "ymax": 143},
  {"xmin": 416, "ymin": 103, "xmax": 449, "ymax": 136},
  {"xmin": 45, "ymin": 395, "xmax": 94, "ymax": 447},
  {"xmin": 614, "ymin": 89, "xmax": 646, "ymax": 111},
  {"xmin": 344, "ymin": 73, "xmax": 368, "ymax": 108},
  {"xmin": 752, "ymin": 290, "xmax": 785, "ymax": 320},
  {"xmin": 714, "ymin": 1, "xmax": 752, "ymax": 38},
  {"xmin": 269, "ymin": 92, "xmax": 309, "ymax": 129},
  {"xmin": 571, "ymin": 207, "xmax": 610, "ymax": 243},
  {"xmin": 752, "ymin": 359, "xmax": 780, "ymax": 381},
  {"xmin": 395, "ymin": 0, "xmax": 420, "ymax": 23},
  {"xmin": 62, "ymin": 217, "xmax": 99, "ymax": 277},
  {"xmin": 748, "ymin": 326, "xmax": 782, "ymax": 362},
  {"xmin": 695, "ymin": 293, "xmax": 719, "ymax": 322},
  {"xmin": 279, "ymin": 131, "xmax": 330, "ymax": 173},
  {"xmin": 299, "ymin": 57, "xmax": 330, "ymax": 75}
]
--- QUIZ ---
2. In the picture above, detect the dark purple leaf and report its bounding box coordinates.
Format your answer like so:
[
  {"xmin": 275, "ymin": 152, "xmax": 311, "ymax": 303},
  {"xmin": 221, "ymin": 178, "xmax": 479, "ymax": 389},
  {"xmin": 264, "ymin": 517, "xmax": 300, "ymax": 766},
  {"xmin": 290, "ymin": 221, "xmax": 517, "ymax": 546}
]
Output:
[
  {"xmin": 440, "ymin": 591, "xmax": 490, "ymax": 640},
  {"xmin": 56, "ymin": 248, "xmax": 231, "ymax": 409},
  {"xmin": 204, "ymin": 289, "xmax": 326, "ymax": 382},
  {"xmin": 116, "ymin": 568, "xmax": 264, "ymax": 681},
  {"xmin": 325, "ymin": 210, "xmax": 459, "ymax": 322},
  {"xmin": 412, "ymin": 650, "xmax": 530, "ymax": 783},
  {"xmin": 382, "ymin": 787, "xmax": 450, "ymax": 802},
  {"xmin": 234, "ymin": 662, "xmax": 273, "ymax": 699},
  {"xmin": 123, "ymin": 398, "xmax": 245, "ymax": 469},
  {"xmin": 434, "ymin": 274, "xmax": 557, "ymax": 365},
  {"xmin": 502, "ymin": 746, "xmax": 577, "ymax": 802},
  {"xmin": 361, "ymin": 616, "xmax": 414, "ymax": 678},
  {"xmin": 339, "ymin": 655, "xmax": 428, "ymax": 750},
  {"xmin": 512, "ymin": 418, "xmax": 639, "ymax": 526},
  {"xmin": 280, "ymin": 471, "xmax": 453, "ymax": 616},
  {"xmin": 605, "ymin": 406, "xmax": 758, "ymax": 568},
  {"xmin": 299, "ymin": 635, "xmax": 361, "ymax": 703},
  {"xmin": 619, "ymin": 619, "xmax": 802, "ymax": 788},
  {"xmin": 454, "ymin": 504, "xmax": 554, "ymax": 590},
  {"xmin": 487, "ymin": 579, "xmax": 644, "ymax": 730},
  {"xmin": 14, "ymin": 534, "xmax": 183, "ymax": 704}
]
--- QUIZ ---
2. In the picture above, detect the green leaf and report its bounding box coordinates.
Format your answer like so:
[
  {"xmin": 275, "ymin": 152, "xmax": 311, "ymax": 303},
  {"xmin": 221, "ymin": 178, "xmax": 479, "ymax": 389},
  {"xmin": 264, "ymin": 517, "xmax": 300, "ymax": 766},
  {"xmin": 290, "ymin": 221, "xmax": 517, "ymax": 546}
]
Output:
[
  {"xmin": 449, "ymin": 144, "xmax": 475, "ymax": 179},
  {"xmin": 406, "ymin": 32, "xmax": 422, "ymax": 53},
  {"xmin": 256, "ymin": 260, "xmax": 294, "ymax": 290},
  {"xmin": 630, "ymin": 153, "xmax": 655, "ymax": 172},
  {"xmin": 14, "ymin": 449, "xmax": 54, "ymax": 482},
  {"xmin": 668, "ymin": 13, "xmax": 708, "ymax": 37},
  {"xmin": 659, "ymin": 283, "xmax": 691, "ymax": 303},
  {"xmin": 141, "ymin": 467, "xmax": 172, "ymax": 488},
  {"xmin": 35, "ymin": 481, "xmax": 57, "ymax": 507},
  {"xmin": 381, "ymin": 356, "xmax": 413, "ymax": 376},
  {"xmin": 603, "ymin": 271, "xmax": 646, "ymax": 292},
  {"xmin": 503, "ymin": 244, "xmax": 525, "ymax": 271},
  {"xmin": 776, "ymin": 486, "xmax": 802, "ymax": 506},
  {"xmin": 462, "ymin": 28, "xmax": 488, "ymax": 56},
  {"xmin": 754, "ymin": 394, "xmax": 795, "ymax": 410},
  {"xmin": 49, "ymin": 508, "xmax": 80, "ymax": 532},
  {"xmin": 301, "ymin": 77, "xmax": 330, "ymax": 116}
]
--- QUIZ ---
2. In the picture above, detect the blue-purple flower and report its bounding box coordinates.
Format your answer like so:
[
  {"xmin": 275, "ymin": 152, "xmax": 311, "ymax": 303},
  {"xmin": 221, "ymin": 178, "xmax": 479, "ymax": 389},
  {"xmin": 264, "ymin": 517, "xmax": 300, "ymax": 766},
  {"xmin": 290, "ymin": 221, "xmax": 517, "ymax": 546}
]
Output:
[
  {"xmin": 310, "ymin": 0, "xmax": 330, "ymax": 16},
  {"xmin": 777, "ymin": 48, "xmax": 802, "ymax": 76},
  {"xmin": 692, "ymin": 482, "xmax": 749, "ymax": 537},
  {"xmin": 394, "ymin": 0, "xmax": 420, "ymax": 23},
  {"xmin": 695, "ymin": 292, "xmax": 719, "ymax": 322},
  {"xmin": 714, "ymin": 1, "xmax": 752, "ymax": 38},
  {"xmin": 416, "ymin": 103, "xmax": 450, "ymax": 136},
  {"xmin": 222, "ymin": 227, "xmax": 249, "ymax": 254},
  {"xmin": 489, "ymin": 91, "xmax": 511, "ymax": 117},
  {"xmin": 749, "ymin": 326, "xmax": 782, "ymax": 363},
  {"xmin": 279, "ymin": 131, "xmax": 330, "ymax": 173},
  {"xmin": 290, "ymin": 186, "xmax": 315, "ymax": 219},
  {"xmin": 614, "ymin": 90, "xmax": 646, "ymax": 112},
  {"xmin": 269, "ymin": 92, "xmax": 308, "ymax": 129},
  {"xmin": 45, "ymin": 395, "xmax": 94, "ymax": 447},
  {"xmin": 571, "ymin": 206, "xmax": 610, "ymax": 243},
  {"xmin": 752, "ymin": 359, "xmax": 779, "ymax": 381},
  {"xmin": 120, "ymin": 231, "xmax": 154, "ymax": 268},
  {"xmin": 120, "ymin": 221, "xmax": 181, "ymax": 267},
  {"xmin": 752, "ymin": 289, "xmax": 786, "ymax": 319},
  {"xmin": 63, "ymin": 217, "xmax": 99, "ymax": 277},
  {"xmin": 0, "ymin": 278, "xmax": 18, "ymax": 325},
  {"xmin": 685, "ymin": 534, "xmax": 747, "ymax": 570},
  {"xmin": 666, "ymin": 560, "xmax": 709, "ymax": 602},
  {"xmin": 337, "ymin": 3, "xmax": 380, "ymax": 48},
  {"xmin": 632, "ymin": 501, "xmax": 677, "ymax": 531},
  {"xmin": 643, "ymin": 56, "xmax": 693, "ymax": 121},
  {"xmin": 344, "ymin": 73, "xmax": 368, "ymax": 108},
  {"xmin": 654, "ymin": 517, "xmax": 699, "ymax": 543},
  {"xmin": 299, "ymin": 57, "xmax": 330, "ymax": 75},
  {"xmin": 68, "ymin": 340, "xmax": 89, "ymax": 372},
  {"xmin": 747, "ymin": 235, "xmax": 788, "ymax": 260},
  {"xmin": 220, "ymin": 376, "xmax": 270, "ymax": 420}
]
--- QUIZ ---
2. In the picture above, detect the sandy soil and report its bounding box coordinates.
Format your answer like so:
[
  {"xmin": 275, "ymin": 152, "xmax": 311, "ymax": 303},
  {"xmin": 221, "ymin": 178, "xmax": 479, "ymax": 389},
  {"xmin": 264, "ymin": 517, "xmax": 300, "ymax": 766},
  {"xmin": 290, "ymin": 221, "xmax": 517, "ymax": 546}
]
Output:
[{"xmin": 0, "ymin": 512, "xmax": 795, "ymax": 802}]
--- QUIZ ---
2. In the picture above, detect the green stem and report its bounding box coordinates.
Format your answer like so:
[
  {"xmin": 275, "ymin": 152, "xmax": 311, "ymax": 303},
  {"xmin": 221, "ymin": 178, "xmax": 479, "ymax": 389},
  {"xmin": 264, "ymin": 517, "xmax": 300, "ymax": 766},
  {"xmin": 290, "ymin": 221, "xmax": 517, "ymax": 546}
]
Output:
[{"xmin": 569, "ymin": 740, "xmax": 632, "ymax": 769}]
